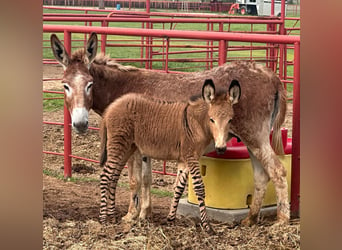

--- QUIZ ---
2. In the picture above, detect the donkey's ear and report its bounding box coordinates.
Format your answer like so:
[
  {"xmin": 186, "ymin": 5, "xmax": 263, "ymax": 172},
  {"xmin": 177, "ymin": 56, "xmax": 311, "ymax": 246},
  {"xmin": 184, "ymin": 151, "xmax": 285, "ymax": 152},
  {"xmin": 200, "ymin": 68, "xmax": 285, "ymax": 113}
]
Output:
[
  {"xmin": 86, "ymin": 32, "xmax": 98, "ymax": 65},
  {"xmin": 50, "ymin": 34, "xmax": 70, "ymax": 69},
  {"xmin": 228, "ymin": 80, "xmax": 241, "ymax": 105},
  {"xmin": 202, "ymin": 79, "xmax": 216, "ymax": 103}
]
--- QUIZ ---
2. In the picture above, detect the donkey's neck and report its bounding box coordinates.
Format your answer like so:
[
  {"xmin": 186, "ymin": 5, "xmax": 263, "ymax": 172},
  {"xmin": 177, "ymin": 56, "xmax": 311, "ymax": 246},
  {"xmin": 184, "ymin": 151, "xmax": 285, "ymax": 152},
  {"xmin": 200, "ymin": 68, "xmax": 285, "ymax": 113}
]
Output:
[
  {"xmin": 186, "ymin": 101, "xmax": 212, "ymax": 142},
  {"xmin": 89, "ymin": 64, "xmax": 142, "ymax": 116}
]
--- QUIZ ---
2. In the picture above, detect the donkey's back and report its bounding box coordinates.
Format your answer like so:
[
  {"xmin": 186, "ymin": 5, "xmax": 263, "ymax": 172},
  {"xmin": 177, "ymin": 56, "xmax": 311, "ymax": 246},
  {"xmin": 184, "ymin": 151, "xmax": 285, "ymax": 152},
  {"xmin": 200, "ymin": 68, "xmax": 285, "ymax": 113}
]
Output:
[{"xmin": 101, "ymin": 93, "xmax": 188, "ymax": 161}]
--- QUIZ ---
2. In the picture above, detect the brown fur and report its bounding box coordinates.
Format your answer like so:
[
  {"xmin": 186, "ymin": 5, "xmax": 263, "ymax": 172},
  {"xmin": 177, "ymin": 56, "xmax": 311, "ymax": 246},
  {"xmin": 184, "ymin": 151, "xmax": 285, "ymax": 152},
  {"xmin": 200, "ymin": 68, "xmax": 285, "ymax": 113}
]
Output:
[{"xmin": 99, "ymin": 81, "xmax": 238, "ymax": 233}]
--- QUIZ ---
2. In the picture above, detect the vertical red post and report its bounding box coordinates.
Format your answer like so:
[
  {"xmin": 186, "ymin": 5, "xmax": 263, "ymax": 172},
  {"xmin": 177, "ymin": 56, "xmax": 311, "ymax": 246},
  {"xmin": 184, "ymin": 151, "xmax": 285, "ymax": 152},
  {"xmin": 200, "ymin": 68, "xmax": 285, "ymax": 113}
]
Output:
[
  {"xmin": 165, "ymin": 37, "xmax": 169, "ymax": 73},
  {"xmin": 101, "ymin": 21, "xmax": 108, "ymax": 54},
  {"xmin": 291, "ymin": 42, "xmax": 300, "ymax": 217},
  {"xmin": 63, "ymin": 31, "xmax": 72, "ymax": 178},
  {"xmin": 146, "ymin": 0, "xmax": 150, "ymax": 13},
  {"xmin": 271, "ymin": 0, "xmax": 275, "ymax": 16},
  {"xmin": 281, "ymin": 0, "xmax": 286, "ymax": 23},
  {"xmin": 141, "ymin": 22, "xmax": 145, "ymax": 68},
  {"xmin": 218, "ymin": 39, "xmax": 227, "ymax": 66},
  {"xmin": 279, "ymin": 0, "xmax": 286, "ymax": 81},
  {"xmin": 218, "ymin": 23, "xmax": 227, "ymax": 66},
  {"xmin": 206, "ymin": 22, "xmax": 209, "ymax": 70}
]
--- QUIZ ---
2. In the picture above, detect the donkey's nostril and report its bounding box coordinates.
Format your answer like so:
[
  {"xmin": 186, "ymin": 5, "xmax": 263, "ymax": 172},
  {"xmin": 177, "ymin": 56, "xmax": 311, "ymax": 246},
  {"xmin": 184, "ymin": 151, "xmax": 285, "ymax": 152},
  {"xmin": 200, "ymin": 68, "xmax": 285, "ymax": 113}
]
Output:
[
  {"xmin": 73, "ymin": 121, "xmax": 89, "ymax": 133},
  {"xmin": 215, "ymin": 147, "xmax": 226, "ymax": 155}
]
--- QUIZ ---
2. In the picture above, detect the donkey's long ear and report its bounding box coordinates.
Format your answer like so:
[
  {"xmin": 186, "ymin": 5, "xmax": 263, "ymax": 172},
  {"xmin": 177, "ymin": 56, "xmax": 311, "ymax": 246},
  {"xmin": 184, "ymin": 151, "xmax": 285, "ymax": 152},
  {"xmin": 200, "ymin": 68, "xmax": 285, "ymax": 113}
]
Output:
[
  {"xmin": 86, "ymin": 32, "xmax": 98, "ymax": 65},
  {"xmin": 228, "ymin": 80, "xmax": 241, "ymax": 105},
  {"xmin": 202, "ymin": 79, "xmax": 216, "ymax": 103},
  {"xmin": 50, "ymin": 34, "xmax": 70, "ymax": 69}
]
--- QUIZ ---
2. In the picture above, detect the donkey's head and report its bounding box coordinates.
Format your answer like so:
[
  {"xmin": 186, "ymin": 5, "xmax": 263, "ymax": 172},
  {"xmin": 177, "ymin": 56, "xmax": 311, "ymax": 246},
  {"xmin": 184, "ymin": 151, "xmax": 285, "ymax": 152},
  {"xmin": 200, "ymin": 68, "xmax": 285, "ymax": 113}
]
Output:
[
  {"xmin": 50, "ymin": 33, "xmax": 98, "ymax": 134},
  {"xmin": 202, "ymin": 79, "xmax": 241, "ymax": 154}
]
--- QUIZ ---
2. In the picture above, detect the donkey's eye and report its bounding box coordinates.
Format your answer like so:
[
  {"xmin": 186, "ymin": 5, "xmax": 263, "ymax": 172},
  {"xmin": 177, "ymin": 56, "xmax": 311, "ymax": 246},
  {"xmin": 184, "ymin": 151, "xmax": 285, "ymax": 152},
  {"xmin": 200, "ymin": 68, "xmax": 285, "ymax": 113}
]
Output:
[
  {"xmin": 228, "ymin": 119, "xmax": 233, "ymax": 123},
  {"xmin": 86, "ymin": 82, "xmax": 93, "ymax": 93},
  {"xmin": 210, "ymin": 118, "xmax": 215, "ymax": 123},
  {"xmin": 63, "ymin": 84, "xmax": 70, "ymax": 92}
]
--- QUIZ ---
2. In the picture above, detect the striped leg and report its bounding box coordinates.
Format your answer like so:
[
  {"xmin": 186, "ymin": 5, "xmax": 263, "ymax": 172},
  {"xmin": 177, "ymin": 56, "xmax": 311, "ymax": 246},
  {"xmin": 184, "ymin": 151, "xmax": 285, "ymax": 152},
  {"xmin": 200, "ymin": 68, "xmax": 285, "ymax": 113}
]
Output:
[
  {"xmin": 99, "ymin": 160, "xmax": 125, "ymax": 224},
  {"xmin": 99, "ymin": 137, "xmax": 136, "ymax": 224},
  {"xmin": 167, "ymin": 165, "xmax": 189, "ymax": 221},
  {"xmin": 188, "ymin": 160, "xmax": 213, "ymax": 234}
]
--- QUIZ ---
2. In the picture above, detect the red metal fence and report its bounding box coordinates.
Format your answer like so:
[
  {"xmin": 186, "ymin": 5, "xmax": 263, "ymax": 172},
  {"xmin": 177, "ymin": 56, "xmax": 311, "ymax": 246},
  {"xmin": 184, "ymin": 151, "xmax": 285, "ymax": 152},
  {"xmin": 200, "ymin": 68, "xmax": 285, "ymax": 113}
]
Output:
[{"xmin": 43, "ymin": 6, "xmax": 299, "ymax": 76}]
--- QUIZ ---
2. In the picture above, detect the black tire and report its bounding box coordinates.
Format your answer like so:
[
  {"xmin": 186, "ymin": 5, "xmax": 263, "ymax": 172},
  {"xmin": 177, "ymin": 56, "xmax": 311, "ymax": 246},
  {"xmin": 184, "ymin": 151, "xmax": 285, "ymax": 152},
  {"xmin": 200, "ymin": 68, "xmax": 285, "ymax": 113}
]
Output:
[{"xmin": 240, "ymin": 6, "xmax": 247, "ymax": 15}]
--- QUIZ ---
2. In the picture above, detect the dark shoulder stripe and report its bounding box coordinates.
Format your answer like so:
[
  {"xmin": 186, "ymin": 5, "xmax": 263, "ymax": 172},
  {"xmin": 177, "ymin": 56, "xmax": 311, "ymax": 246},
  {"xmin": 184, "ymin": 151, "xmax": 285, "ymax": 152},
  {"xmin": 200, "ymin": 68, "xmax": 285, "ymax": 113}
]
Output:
[{"xmin": 183, "ymin": 104, "xmax": 193, "ymax": 138}]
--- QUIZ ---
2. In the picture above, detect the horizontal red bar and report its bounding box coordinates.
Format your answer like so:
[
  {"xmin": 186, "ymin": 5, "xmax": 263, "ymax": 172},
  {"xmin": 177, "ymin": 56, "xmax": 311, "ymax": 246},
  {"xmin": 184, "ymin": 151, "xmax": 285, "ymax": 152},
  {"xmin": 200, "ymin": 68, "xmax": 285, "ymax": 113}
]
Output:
[{"xmin": 43, "ymin": 25, "xmax": 300, "ymax": 44}]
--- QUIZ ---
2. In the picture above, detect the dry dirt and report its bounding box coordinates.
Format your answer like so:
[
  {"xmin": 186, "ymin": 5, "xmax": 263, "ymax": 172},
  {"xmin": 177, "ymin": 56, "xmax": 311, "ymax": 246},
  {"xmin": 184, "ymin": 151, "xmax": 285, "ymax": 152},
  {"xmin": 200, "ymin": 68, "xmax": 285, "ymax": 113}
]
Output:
[{"xmin": 43, "ymin": 64, "xmax": 299, "ymax": 249}]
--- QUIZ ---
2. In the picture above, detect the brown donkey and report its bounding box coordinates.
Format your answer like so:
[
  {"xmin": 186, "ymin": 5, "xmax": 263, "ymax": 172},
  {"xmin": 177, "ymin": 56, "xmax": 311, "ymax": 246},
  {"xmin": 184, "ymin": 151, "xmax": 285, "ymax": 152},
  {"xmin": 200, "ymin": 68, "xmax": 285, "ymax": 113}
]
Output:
[
  {"xmin": 50, "ymin": 33, "xmax": 289, "ymax": 227},
  {"xmin": 99, "ymin": 79, "xmax": 241, "ymax": 233}
]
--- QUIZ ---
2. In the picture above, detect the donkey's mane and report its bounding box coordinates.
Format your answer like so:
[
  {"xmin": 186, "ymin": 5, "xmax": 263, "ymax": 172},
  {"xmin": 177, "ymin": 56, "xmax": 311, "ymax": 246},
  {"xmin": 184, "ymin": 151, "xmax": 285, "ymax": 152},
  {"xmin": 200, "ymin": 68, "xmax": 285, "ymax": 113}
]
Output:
[
  {"xmin": 70, "ymin": 49, "xmax": 91, "ymax": 64},
  {"xmin": 71, "ymin": 49, "xmax": 139, "ymax": 72},
  {"xmin": 93, "ymin": 52, "xmax": 139, "ymax": 72}
]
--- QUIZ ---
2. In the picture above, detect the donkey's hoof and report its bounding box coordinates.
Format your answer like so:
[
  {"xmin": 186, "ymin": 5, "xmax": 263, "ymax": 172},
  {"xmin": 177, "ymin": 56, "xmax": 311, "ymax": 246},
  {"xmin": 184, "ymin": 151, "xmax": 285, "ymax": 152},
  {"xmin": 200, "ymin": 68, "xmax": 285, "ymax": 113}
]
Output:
[
  {"xmin": 167, "ymin": 214, "xmax": 176, "ymax": 221},
  {"xmin": 241, "ymin": 216, "xmax": 257, "ymax": 227},
  {"xmin": 139, "ymin": 209, "xmax": 152, "ymax": 221},
  {"xmin": 277, "ymin": 211, "xmax": 290, "ymax": 224},
  {"xmin": 205, "ymin": 225, "xmax": 216, "ymax": 235},
  {"xmin": 122, "ymin": 213, "xmax": 136, "ymax": 223},
  {"xmin": 276, "ymin": 213, "xmax": 290, "ymax": 225}
]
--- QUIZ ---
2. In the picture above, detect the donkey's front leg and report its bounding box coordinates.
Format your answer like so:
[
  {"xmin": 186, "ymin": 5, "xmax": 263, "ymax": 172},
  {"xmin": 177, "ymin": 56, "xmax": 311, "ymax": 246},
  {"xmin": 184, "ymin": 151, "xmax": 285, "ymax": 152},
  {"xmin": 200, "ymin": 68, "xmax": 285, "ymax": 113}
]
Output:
[
  {"xmin": 122, "ymin": 151, "xmax": 142, "ymax": 222},
  {"xmin": 188, "ymin": 160, "xmax": 214, "ymax": 234},
  {"xmin": 167, "ymin": 164, "xmax": 189, "ymax": 221},
  {"xmin": 100, "ymin": 162, "xmax": 124, "ymax": 224}
]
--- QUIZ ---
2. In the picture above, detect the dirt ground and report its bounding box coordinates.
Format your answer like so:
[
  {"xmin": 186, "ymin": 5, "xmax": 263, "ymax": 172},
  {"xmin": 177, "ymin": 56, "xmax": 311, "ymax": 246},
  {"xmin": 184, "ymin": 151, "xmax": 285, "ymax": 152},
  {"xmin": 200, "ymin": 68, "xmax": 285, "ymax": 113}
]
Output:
[{"xmin": 43, "ymin": 64, "xmax": 299, "ymax": 249}]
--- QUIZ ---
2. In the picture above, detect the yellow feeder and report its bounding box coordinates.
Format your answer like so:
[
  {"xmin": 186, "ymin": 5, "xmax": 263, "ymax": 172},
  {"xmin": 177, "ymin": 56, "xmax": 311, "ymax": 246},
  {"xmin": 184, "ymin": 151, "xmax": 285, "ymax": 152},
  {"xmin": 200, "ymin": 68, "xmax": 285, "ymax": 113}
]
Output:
[{"xmin": 188, "ymin": 129, "xmax": 292, "ymax": 209}]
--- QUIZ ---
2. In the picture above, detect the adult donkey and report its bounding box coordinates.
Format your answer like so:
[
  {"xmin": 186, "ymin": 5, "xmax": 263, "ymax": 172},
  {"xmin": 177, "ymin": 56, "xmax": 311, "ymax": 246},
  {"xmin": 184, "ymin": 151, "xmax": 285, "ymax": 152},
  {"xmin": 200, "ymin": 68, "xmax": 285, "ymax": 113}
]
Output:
[{"xmin": 50, "ymin": 32, "xmax": 289, "ymax": 227}]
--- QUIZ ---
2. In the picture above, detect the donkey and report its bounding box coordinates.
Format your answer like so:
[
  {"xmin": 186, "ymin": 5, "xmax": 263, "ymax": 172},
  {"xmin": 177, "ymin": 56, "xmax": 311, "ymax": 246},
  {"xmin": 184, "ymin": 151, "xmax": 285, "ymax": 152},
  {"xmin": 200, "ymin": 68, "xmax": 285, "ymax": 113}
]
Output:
[
  {"xmin": 99, "ymin": 79, "xmax": 241, "ymax": 233},
  {"xmin": 50, "ymin": 32, "xmax": 289, "ymax": 227}
]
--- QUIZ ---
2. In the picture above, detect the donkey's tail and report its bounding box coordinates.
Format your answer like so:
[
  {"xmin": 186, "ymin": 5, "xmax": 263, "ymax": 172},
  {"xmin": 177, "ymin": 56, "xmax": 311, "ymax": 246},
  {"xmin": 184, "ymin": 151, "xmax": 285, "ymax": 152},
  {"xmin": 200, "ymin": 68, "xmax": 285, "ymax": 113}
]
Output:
[
  {"xmin": 99, "ymin": 119, "xmax": 108, "ymax": 167},
  {"xmin": 271, "ymin": 77, "xmax": 287, "ymax": 155}
]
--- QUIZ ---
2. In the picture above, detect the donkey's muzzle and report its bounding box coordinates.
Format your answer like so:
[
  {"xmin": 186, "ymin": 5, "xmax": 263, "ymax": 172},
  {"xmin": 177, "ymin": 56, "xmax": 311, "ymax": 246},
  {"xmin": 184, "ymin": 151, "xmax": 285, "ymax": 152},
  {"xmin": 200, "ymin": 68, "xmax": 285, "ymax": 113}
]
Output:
[
  {"xmin": 215, "ymin": 147, "xmax": 226, "ymax": 155},
  {"xmin": 73, "ymin": 121, "xmax": 88, "ymax": 134},
  {"xmin": 71, "ymin": 107, "xmax": 89, "ymax": 134}
]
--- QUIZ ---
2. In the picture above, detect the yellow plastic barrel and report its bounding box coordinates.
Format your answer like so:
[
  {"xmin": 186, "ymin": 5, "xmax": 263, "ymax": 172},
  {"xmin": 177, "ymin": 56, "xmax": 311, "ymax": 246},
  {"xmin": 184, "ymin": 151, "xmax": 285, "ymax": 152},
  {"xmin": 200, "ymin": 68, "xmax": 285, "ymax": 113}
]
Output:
[{"xmin": 188, "ymin": 129, "xmax": 292, "ymax": 209}]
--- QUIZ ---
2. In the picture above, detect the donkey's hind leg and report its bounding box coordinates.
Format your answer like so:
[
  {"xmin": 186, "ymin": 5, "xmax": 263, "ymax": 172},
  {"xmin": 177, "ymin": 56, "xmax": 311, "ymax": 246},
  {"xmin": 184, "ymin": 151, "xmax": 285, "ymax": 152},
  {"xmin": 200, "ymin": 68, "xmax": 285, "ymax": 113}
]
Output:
[
  {"xmin": 122, "ymin": 151, "xmax": 142, "ymax": 222},
  {"xmin": 242, "ymin": 144, "xmax": 289, "ymax": 226},
  {"xmin": 139, "ymin": 156, "xmax": 152, "ymax": 220},
  {"xmin": 241, "ymin": 149, "xmax": 270, "ymax": 226},
  {"xmin": 100, "ymin": 143, "xmax": 137, "ymax": 224}
]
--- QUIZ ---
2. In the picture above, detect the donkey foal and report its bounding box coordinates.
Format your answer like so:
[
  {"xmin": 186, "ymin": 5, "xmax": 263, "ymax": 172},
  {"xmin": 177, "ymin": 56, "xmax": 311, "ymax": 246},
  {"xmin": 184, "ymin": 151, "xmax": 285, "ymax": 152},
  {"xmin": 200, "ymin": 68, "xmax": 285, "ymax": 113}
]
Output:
[{"xmin": 99, "ymin": 79, "xmax": 241, "ymax": 234}]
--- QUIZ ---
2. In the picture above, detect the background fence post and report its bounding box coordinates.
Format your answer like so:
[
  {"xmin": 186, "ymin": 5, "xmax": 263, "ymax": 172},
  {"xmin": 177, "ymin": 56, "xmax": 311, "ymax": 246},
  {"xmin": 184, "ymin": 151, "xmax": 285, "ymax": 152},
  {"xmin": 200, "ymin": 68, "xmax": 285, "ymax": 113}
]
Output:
[
  {"xmin": 63, "ymin": 31, "xmax": 72, "ymax": 178},
  {"xmin": 101, "ymin": 21, "xmax": 108, "ymax": 54},
  {"xmin": 291, "ymin": 41, "xmax": 300, "ymax": 217},
  {"xmin": 218, "ymin": 39, "xmax": 227, "ymax": 66}
]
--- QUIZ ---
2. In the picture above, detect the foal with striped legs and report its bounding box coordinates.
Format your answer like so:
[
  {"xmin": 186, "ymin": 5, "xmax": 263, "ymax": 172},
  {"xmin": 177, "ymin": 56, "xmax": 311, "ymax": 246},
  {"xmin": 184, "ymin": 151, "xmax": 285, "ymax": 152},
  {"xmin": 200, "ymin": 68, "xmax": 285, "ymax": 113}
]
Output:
[{"xmin": 99, "ymin": 79, "xmax": 241, "ymax": 234}]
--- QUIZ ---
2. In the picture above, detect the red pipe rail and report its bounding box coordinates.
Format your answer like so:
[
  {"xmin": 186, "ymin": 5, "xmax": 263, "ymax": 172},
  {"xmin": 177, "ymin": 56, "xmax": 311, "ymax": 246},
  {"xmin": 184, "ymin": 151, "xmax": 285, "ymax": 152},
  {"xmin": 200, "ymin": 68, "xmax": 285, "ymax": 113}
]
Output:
[
  {"xmin": 43, "ymin": 13, "xmax": 287, "ymax": 69},
  {"xmin": 43, "ymin": 24, "xmax": 300, "ymax": 216}
]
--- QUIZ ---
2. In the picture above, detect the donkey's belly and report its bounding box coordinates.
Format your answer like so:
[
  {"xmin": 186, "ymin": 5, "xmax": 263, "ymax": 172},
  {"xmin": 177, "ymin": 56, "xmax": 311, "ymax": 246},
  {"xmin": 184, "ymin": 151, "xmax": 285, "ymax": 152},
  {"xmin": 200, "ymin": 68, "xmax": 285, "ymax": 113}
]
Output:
[{"xmin": 138, "ymin": 146, "xmax": 180, "ymax": 161}]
